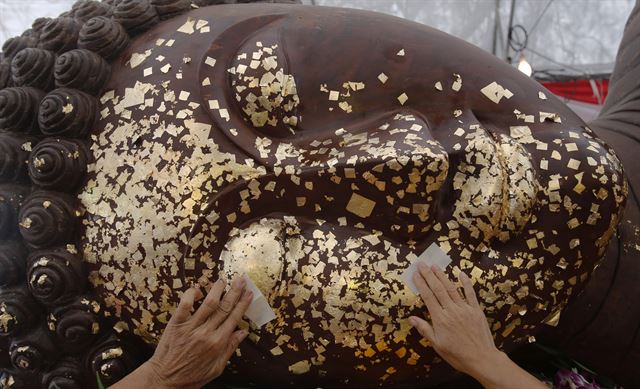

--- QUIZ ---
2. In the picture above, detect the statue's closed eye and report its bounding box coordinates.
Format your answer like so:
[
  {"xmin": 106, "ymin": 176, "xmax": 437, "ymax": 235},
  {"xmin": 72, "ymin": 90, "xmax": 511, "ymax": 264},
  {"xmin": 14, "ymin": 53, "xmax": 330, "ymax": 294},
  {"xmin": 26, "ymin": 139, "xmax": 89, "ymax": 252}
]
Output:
[{"xmin": 199, "ymin": 13, "xmax": 295, "ymax": 165}]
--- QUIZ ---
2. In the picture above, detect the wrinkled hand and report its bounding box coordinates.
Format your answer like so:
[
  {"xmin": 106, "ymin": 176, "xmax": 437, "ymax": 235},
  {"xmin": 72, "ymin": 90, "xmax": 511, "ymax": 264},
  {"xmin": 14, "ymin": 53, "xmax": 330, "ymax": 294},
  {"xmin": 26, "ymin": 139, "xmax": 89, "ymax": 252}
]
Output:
[
  {"xmin": 408, "ymin": 263, "xmax": 499, "ymax": 377},
  {"xmin": 143, "ymin": 276, "xmax": 253, "ymax": 389}
]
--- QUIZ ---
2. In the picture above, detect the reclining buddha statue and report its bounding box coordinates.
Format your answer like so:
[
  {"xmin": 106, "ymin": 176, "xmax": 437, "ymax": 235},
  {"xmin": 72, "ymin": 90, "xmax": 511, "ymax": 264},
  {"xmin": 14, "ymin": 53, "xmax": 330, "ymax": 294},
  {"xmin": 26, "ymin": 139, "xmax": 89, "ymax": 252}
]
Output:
[{"xmin": 0, "ymin": 0, "xmax": 637, "ymax": 387}]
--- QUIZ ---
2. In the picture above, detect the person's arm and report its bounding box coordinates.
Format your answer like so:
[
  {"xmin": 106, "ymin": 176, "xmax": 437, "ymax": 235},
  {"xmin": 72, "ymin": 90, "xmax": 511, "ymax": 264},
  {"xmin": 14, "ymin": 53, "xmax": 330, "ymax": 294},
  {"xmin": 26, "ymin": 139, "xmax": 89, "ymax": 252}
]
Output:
[
  {"xmin": 110, "ymin": 276, "xmax": 253, "ymax": 389},
  {"xmin": 409, "ymin": 263, "xmax": 548, "ymax": 389}
]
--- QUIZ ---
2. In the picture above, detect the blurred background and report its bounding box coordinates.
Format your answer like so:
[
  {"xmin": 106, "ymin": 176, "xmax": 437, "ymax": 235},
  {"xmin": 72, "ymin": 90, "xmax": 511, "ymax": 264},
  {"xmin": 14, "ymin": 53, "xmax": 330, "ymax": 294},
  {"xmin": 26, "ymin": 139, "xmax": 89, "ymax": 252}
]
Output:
[
  {"xmin": 308, "ymin": 0, "xmax": 636, "ymax": 121},
  {"xmin": 1, "ymin": 0, "xmax": 634, "ymax": 119}
]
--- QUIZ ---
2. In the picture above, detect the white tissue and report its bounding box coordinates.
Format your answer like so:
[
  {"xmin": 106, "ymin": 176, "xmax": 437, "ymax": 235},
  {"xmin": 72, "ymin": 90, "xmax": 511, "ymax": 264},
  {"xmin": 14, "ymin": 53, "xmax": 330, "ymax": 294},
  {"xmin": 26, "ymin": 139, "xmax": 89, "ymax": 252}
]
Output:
[
  {"xmin": 401, "ymin": 242, "xmax": 452, "ymax": 294},
  {"xmin": 242, "ymin": 273, "xmax": 276, "ymax": 327}
]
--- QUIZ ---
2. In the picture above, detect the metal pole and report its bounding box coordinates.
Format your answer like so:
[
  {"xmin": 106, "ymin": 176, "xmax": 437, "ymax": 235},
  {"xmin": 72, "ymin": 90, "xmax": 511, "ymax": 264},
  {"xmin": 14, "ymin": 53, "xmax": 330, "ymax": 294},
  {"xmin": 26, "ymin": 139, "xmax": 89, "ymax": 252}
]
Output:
[
  {"xmin": 492, "ymin": 0, "xmax": 501, "ymax": 55},
  {"xmin": 505, "ymin": 0, "xmax": 516, "ymax": 63}
]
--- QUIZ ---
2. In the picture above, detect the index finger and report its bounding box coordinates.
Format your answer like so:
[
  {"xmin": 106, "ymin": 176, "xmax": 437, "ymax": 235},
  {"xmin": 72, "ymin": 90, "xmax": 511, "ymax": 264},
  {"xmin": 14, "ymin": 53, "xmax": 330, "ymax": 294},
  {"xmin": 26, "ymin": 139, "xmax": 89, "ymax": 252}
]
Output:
[
  {"xmin": 192, "ymin": 279, "xmax": 226, "ymax": 326},
  {"xmin": 432, "ymin": 266, "xmax": 464, "ymax": 305},
  {"xmin": 209, "ymin": 275, "xmax": 247, "ymax": 329},
  {"xmin": 413, "ymin": 265, "xmax": 443, "ymax": 318},
  {"xmin": 216, "ymin": 288, "xmax": 253, "ymax": 336},
  {"xmin": 419, "ymin": 263, "xmax": 455, "ymax": 308}
]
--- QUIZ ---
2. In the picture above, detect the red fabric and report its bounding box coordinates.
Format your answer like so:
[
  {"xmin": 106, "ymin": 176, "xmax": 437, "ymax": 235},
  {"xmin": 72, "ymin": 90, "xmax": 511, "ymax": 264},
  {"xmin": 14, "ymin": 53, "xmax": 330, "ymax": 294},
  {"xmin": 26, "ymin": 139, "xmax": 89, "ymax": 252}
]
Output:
[{"xmin": 540, "ymin": 79, "xmax": 609, "ymax": 105}]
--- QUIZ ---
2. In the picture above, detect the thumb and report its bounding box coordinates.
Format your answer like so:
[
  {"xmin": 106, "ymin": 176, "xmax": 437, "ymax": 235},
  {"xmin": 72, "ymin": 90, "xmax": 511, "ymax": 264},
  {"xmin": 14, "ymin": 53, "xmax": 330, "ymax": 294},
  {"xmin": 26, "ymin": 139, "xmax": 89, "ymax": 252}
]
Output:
[{"xmin": 409, "ymin": 316, "xmax": 435, "ymax": 341}]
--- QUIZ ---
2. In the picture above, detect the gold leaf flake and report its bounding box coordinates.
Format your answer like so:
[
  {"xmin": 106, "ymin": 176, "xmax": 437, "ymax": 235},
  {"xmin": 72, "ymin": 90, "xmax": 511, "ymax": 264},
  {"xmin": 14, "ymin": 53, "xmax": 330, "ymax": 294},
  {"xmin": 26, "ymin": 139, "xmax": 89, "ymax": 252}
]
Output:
[
  {"xmin": 289, "ymin": 360, "xmax": 310, "ymax": 375},
  {"xmin": 377, "ymin": 73, "xmax": 388, "ymax": 84},
  {"xmin": 509, "ymin": 125, "xmax": 531, "ymax": 138},
  {"xmin": 480, "ymin": 81, "xmax": 513, "ymax": 104},
  {"xmin": 178, "ymin": 91, "xmax": 190, "ymax": 101},
  {"xmin": 397, "ymin": 92, "xmax": 408, "ymax": 105},
  {"xmin": 434, "ymin": 81, "xmax": 443, "ymax": 91},
  {"xmin": 543, "ymin": 310, "xmax": 561, "ymax": 327},
  {"xmin": 567, "ymin": 158, "xmax": 580, "ymax": 170},
  {"xmin": 129, "ymin": 50, "xmax": 152, "ymax": 69},
  {"xmin": 250, "ymin": 111, "xmax": 268, "ymax": 127},
  {"xmin": 540, "ymin": 112, "xmax": 562, "ymax": 123},
  {"xmin": 346, "ymin": 193, "xmax": 376, "ymax": 218},
  {"xmin": 62, "ymin": 104, "xmax": 74, "ymax": 114},
  {"xmin": 567, "ymin": 218, "xmax": 579, "ymax": 229},
  {"xmin": 195, "ymin": 19, "xmax": 209, "ymax": 30},
  {"xmin": 205, "ymin": 56, "xmax": 216, "ymax": 67},
  {"xmin": 338, "ymin": 101, "xmax": 352, "ymax": 113},
  {"xmin": 396, "ymin": 48, "xmax": 405, "ymax": 56},
  {"xmin": 19, "ymin": 217, "xmax": 32, "ymax": 229},
  {"xmin": 538, "ymin": 91, "xmax": 547, "ymax": 100},
  {"xmin": 143, "ymin": 67, "xmax": 153, "ymax": 77},
  {"xmin": 556, "ymin": 257, "xmax": 569, "ymax": 269},
  {"xmin": 452, "ymin": 73, "xmax": 462, "ymax": 91},
  {"xmin": 160, "ymin": 64, "xmax": 171, "ymax": 73},
  {"xmin": 328, "ymin": 90, "xmax": 339, "ymax": 101},
  {"xmin": 540, "ymin": 159, "xmax": 548, "ymax": 170},
  {"xmin": 177, "ymin": 17, "xmax": 196, "ymax": 34}
]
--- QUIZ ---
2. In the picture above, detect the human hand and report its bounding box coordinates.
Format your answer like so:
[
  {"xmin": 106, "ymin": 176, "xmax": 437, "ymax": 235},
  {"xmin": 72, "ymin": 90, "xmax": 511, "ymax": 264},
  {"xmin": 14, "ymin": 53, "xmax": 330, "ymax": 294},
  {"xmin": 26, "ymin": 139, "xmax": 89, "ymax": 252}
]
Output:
[
  {"xmin": 408, "ymin": 263, "xmax": 501, "ymax": 377},
  {"xmin": 113, "ymin": 276, "xmax": 253, "ymax": 389},
  {"xmin": 408, "ymin": 264, "xmax": 548, "ymax": 389}
]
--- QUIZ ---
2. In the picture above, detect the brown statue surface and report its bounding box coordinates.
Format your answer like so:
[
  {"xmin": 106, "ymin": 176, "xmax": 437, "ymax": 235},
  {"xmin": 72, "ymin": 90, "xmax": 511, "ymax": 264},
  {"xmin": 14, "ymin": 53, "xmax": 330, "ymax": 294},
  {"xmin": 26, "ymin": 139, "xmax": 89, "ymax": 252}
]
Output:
[{"xmin": 79, "ymin": 4, "xmax": 626, "ymax": 388}]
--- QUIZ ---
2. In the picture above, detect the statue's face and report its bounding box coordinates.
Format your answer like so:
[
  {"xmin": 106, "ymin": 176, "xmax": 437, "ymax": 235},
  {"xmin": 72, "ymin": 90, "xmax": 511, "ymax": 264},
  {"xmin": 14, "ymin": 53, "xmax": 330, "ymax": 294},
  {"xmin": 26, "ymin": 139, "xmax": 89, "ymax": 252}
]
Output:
[{"xmin": 81, "ymin": 4, "xmax": 626, "ymax": 387}]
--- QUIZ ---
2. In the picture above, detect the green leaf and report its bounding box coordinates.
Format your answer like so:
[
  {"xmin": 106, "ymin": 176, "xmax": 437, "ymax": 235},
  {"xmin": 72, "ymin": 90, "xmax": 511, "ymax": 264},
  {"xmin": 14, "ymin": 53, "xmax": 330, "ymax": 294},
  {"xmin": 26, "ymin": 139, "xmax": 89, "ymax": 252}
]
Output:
[{"xmin": 96, "ymin": 371, "xmax": 106, "ymax": 389}]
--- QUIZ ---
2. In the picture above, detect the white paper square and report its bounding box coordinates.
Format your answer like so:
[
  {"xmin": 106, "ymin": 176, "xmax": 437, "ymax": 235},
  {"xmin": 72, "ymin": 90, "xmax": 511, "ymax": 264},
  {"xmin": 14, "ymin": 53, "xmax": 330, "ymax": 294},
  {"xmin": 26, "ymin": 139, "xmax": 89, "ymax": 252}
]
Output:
[
  {"xmin": 242, "ymin": 273, "xmax": 276, "ymax": 327},
  {"xmin": 401, "ymin": 243, "xmax": 452, "ymax": 294}
]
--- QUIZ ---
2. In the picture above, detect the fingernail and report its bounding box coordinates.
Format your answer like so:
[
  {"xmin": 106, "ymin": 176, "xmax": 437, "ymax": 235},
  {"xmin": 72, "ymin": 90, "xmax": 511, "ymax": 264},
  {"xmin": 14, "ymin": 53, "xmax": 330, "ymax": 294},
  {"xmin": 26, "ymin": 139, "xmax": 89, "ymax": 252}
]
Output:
[
  {"xmin": 246, "ymin": 290, "xmax": 254, "ymax": 300},
  {"xmin": 408, "ymin": 316, "xmax": 417, "ymax": 326},
  {"xmin": 417, "ymin": 262, "xmax": 427, "ymax": 271}
]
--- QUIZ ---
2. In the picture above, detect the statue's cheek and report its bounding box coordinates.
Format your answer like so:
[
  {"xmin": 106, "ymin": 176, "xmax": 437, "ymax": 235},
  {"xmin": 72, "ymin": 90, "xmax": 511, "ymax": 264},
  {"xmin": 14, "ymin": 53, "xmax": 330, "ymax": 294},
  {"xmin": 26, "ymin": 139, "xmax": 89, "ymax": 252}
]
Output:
[{"xmin": 219, "ymin": 218, "xmax": 287, "ymax": 296}]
